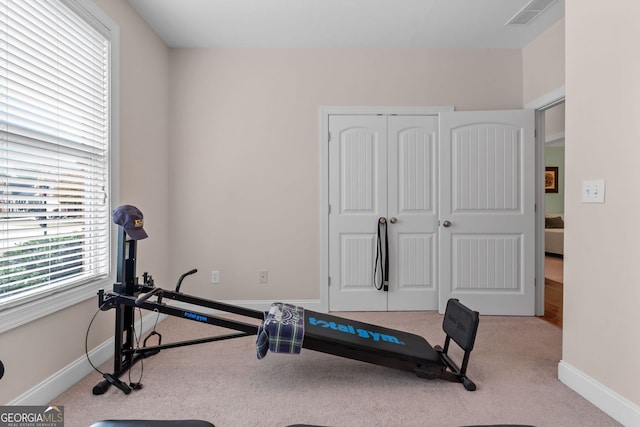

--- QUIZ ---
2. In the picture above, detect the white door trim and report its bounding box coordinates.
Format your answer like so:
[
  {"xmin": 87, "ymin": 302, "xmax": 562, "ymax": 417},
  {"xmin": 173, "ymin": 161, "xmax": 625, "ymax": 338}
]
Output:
[
  {"xmin": 526, "ymin": 87, "xmax": 566, "ymax": 316},
  {"xmin": 319, "ymin": 106, "xmax": 454, "ymax": 312},
  {"xmin": 525, "ymin": 86, "xmax": 565, "ymax": 110}
]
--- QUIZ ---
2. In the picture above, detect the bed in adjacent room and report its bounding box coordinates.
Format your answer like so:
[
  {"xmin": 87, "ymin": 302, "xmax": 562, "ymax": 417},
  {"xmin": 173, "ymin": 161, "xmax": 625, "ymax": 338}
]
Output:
[{"xmin": 545, "ymin": 214, "xmax": 564, "ymax": 256}]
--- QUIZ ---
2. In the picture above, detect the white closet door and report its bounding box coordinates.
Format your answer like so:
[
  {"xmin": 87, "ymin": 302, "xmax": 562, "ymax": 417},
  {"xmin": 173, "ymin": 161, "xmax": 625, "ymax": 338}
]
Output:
[
  {"xmin": 328, "ymin": 115, "xmax": 439, "ymax": 311},
  {"xmin": 328, "ymin": 115, "xmax": 388, "ymax": 311},
  {"xmin": 387, "ymin": 115, "xmax": 439, "ymax": 311},
  {"xmin": 439, "ymin": 110, "xmax": 535, "ymax": 315}
]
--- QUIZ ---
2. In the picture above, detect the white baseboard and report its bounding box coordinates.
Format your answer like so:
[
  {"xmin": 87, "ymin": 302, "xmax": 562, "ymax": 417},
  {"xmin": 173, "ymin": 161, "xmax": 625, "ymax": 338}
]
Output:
[
  {"xmin": 8, "ymin": 339, "xmax": 113, "ymax": 405},
  {"xmin": 9, "ymin": 311, "xmax": 164, "ymax": 405},
  {"xmin": 558, "ymin": 360, "xmax": 640, "ymax": 427},
  {"xmin": 9, "ymin": 299, "xmax": 321, "ymax": 405}
]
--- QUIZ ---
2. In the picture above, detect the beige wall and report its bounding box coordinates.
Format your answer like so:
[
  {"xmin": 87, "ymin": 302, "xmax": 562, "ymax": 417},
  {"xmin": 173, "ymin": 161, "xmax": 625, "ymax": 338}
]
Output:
[
  {"xmin": 167, "ymin": 48, "xmax": 523, "ymax": 301},
  {"xmin": 522, "ymin": 18, "xmax": 565, "ymax": 104},
  {"xmin": 0, "ymin": 299, "xmax": 113, "ymax": 403},
  {"xmin": 0, "ymin": 0, "xmax": 170, "ymax": 404},
  {"xmin": 95, "ymin": 0, "xmax": 171, "ymax": 285},
  {"xmin": 544, "ymin": 102, "xmax": 565, "ymax": 138},
  {"xmin": 564, "ymin": 0, "xmax": 640, "ymax": 406}
]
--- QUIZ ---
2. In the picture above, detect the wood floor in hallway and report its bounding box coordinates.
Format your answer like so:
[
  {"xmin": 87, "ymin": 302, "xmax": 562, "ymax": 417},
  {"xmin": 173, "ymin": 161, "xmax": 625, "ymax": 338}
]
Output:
[{"xmin": 542, "ymin": 255, "xmax": 563, "ymax": 328}]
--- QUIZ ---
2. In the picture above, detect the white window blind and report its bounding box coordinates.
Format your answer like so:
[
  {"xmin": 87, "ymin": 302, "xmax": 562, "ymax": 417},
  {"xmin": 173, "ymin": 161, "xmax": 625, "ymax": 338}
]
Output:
[{"xmin": 0, "ymin": 0, "xmax": 110, "ymax": 304}]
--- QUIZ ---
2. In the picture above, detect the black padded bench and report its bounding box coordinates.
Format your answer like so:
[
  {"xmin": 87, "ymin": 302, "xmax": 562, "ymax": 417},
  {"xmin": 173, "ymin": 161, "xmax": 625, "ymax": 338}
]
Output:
[
  {"xmin": 90, "ymin": 421, "xmax": 214, "ymax": 427},
  {"xmin": 303, "ymin": 309, "xmax": 442, "ymax": 366},
  {"xmin": 301, "ymin": 298, "xmax": 480, "ymax": 390}
]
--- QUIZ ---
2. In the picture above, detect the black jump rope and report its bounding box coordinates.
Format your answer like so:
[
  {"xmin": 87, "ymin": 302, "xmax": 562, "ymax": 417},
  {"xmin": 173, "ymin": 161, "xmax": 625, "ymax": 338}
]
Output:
[{"xmin": 374, "ymin": 217, "xmax": 389, "ymax": 292}]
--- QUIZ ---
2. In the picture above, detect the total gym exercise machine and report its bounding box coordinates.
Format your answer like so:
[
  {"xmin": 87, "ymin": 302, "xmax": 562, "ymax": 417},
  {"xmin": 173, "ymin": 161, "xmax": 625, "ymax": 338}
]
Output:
[{"xmin": 92, "ymin": 227, "xmax": 480, "ymax": 395}]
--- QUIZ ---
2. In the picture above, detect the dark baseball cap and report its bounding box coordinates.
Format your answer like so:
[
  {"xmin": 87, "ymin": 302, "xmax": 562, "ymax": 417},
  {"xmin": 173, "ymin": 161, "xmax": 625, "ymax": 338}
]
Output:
[{"xmin": 112, "ymin": 204, "xmax": 148, "ymax": 240}]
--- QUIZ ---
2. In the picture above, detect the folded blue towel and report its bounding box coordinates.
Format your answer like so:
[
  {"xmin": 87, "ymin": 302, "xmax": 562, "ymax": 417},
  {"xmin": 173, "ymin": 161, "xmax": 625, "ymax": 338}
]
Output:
[{"xmin": 256, "ymin": 302, "xmax": 305, "ymax": 359}]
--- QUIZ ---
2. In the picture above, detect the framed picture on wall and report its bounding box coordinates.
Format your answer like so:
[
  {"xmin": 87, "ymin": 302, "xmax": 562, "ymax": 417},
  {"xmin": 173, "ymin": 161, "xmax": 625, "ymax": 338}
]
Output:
[{"xmin": 545, "ymin": 166, "xmax": 559, "ymax": 193}]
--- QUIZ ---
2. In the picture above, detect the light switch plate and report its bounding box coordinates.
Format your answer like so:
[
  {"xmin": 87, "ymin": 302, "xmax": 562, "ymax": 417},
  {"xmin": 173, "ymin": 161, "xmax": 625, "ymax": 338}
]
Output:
[{"xmin": 582, "ymin": 180, "xmax": 605, "ymax": 203}]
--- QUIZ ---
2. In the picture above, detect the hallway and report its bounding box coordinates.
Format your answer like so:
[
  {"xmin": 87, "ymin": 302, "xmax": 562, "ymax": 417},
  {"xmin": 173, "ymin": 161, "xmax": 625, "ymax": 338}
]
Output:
[
  {"xmin": 545, "ymin": 255, "xmax": 563, "ymax": 284},
  {"xmin": 543, "ymin": 255, "xmax": 563, "ymax": 328}
]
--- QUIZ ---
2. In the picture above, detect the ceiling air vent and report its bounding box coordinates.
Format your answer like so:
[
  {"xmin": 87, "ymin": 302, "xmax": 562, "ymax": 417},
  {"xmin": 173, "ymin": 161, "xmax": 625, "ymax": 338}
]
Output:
[{"xmin": 506, "ymin": 0, "xmax": 556, "ymax": 25}]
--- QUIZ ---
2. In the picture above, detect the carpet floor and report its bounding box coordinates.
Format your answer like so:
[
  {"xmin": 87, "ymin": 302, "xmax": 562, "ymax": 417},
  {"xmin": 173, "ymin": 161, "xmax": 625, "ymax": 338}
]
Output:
[{"xmin": 52, "ymin": 310, "xmax": 619, "ymax": 427}]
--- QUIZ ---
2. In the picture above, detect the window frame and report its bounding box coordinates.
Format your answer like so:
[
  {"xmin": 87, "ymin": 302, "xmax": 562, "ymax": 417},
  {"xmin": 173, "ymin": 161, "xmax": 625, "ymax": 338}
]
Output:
[{"xmin": 0, "ymin": 0, "xmax": 119, "ymax": 334}]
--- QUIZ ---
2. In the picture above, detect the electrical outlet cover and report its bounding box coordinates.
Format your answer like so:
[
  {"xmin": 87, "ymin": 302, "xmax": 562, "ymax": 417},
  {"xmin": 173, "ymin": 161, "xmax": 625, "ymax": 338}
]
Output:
[{"xmin": 211, "ymin": 270, "xmax": 220, "ymax": 284}]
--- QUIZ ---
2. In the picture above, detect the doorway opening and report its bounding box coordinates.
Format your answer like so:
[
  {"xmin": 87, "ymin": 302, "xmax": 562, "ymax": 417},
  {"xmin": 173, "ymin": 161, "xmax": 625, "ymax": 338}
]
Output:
[{"xmin": 538, "ymin": 100, "xmax": 565, "ymax": 328}]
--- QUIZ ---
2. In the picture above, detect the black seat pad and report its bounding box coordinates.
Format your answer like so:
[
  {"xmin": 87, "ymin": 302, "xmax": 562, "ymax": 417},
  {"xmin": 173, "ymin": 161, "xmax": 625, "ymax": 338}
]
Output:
[
  {"xmin": 304, "ymin": 310, "xmax": 441, "ymax": 365},
  {"xmin": 90, "ymin": 421, "xmax": 214, "ymax": 427}
]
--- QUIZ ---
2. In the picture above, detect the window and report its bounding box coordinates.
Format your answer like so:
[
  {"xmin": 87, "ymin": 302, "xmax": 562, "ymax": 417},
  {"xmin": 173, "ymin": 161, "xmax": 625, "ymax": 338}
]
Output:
[{"xmin": 0, "ymin": 0, "xmax": 117, "ymax": 327}]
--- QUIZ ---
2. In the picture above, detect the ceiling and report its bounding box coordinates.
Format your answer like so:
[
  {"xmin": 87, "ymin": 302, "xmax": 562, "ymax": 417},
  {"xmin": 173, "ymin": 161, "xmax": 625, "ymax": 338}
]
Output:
[{"xmin": 126, "ymin": 0, "xmax": 565, "ymax": 49}]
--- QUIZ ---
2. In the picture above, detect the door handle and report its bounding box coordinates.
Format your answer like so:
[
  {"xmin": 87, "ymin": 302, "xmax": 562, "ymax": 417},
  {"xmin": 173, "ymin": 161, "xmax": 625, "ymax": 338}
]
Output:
[
  {"xmin": 389, "ymin": 217, "xmax": 398, "ymax": 224},
  {"xmin": 442, "ymin": 220, "xmax": 452, "ymax": 228}
]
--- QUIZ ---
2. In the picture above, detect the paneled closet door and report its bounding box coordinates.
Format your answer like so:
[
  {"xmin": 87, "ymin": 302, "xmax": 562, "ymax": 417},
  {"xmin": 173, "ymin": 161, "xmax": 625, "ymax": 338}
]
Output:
[
  {"xmin": 387, "ymin": 115, "xmax": 439, "ymax": 311},
  {"xmin": 439, "ymin": 109, "xmax": 535, "ymax": 315},
  {"xmin": 328, "ymin": 115, "xmax": 439, "ymax": 311}
]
